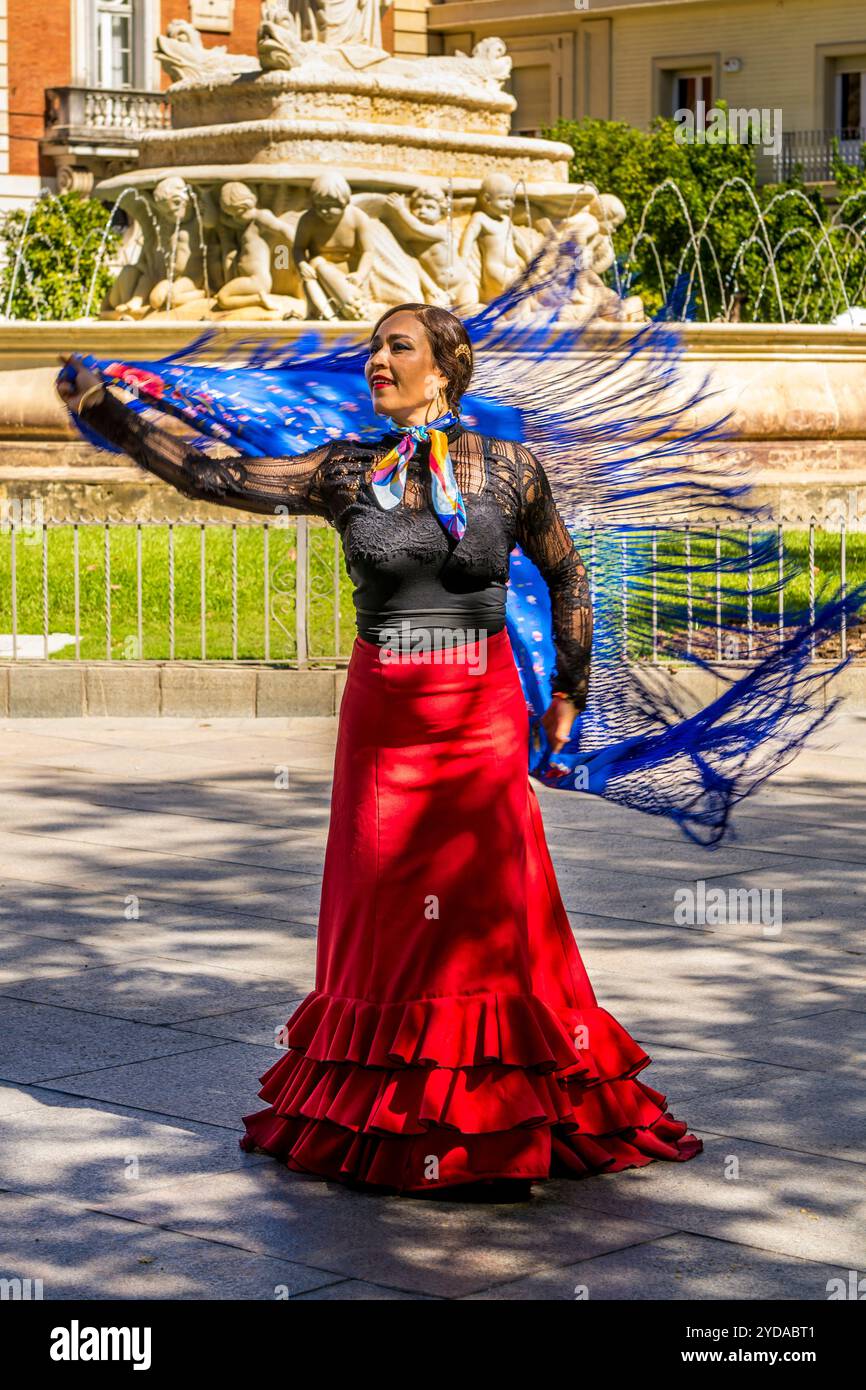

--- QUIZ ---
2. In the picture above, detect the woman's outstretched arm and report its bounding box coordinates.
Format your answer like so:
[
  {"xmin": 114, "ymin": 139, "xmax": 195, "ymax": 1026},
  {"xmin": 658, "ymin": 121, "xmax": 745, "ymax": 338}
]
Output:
[
  {"xmin": 59, "ymin": 362, "xmax": 333, "ymax": 519},
  {"xmin": 512, "ymin": 439, "xmax": 593, "ymax": 714}
]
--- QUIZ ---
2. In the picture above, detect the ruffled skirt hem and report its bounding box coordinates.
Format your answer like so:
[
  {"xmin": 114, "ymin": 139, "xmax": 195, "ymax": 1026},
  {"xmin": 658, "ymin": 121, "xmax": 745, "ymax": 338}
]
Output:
[{"xmin": 238, "ymin": 989, "xmax": 704, "ymax": 1194}]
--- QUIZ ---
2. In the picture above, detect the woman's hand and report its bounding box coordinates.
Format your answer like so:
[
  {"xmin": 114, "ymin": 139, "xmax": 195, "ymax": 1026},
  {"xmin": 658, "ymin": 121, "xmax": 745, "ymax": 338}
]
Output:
[
  {"xmin": 541, "ymin": 696, "xmax": 579, "ymax": 754},
  {"xmin": 56, "ymin": 354, "xmax": 104, "ymax": 412}
]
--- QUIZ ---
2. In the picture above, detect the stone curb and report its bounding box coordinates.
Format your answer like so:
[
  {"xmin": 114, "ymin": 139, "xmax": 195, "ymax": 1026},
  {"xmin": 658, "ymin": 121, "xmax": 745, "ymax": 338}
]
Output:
[
  {"xmin": 0, "ymin": 659, "xmax": 863, "ymax": 717},
  {"xmin": 0, "ymin": 662, "xmax": 349, "ymax": 718}
]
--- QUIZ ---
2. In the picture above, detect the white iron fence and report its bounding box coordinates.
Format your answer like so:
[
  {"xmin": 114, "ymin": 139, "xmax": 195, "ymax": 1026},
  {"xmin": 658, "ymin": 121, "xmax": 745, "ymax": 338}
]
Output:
[{"xmin": 0, "ymin": 513, "xmax": 862, "ymax": 665}]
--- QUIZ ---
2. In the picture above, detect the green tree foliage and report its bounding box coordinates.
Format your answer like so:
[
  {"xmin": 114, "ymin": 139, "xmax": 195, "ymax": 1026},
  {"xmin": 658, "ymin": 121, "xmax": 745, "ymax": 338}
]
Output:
[
  {"xmin": 546, "ymin": 106, "xmax": 866, "ymax": 323},
  {"xmin": 0, "ymin": 191, "xmax": 121, "ymax": 321}
]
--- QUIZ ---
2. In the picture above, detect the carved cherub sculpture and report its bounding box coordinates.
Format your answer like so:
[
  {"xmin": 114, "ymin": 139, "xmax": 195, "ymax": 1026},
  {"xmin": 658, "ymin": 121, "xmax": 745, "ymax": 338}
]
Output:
[
  {"xmin": 100, "ymin": 176, "xmax": 214, "ymax": 320},
  {"xmin": 292, "ymin": 174, "xmax": 378, "ymax": 320},
  {"xmin": 459, "ymin": 174, "xmax": 532, "ymax": 303},
  {"xmin": 374, "ymin": 186, "xmax": 480, "ymax": 310},
  {"xmin": 538, "ymin": 191, "xmax": 644, "ymax": 323},
  {"xmin": 214, "ymin": 182, "xmax": 306, "ymax": 319}
]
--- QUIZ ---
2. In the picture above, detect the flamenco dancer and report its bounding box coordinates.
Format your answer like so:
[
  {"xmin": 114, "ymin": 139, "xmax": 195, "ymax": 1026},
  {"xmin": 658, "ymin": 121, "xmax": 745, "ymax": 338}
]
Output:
[{"xmin": 55, "ymin": 239, "xmax": 862, "ymax": 1200}]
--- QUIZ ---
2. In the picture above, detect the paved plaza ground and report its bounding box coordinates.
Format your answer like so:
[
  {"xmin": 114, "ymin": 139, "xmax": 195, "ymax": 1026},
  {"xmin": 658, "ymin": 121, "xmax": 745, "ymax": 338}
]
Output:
[{"xmin": 0, "ymin": 710, "xmax": 863, "ymax": 1301}]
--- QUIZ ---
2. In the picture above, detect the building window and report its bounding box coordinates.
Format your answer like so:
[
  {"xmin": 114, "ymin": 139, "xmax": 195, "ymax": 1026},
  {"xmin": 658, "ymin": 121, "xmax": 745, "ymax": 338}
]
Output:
[
  {"xmin": 672, "ymin": 70, "xmax": 713, "ymax": 116},
  {"xmin": 508, "ymin": 65, "xmax": 551, "ymax": 138},
  {"xmin": 838, "ymin": 70, "xmax": 865, "ymax": 134},
  {"xmin": 95, "ymin": 0, "xmax": 134, "ymax": 89}
]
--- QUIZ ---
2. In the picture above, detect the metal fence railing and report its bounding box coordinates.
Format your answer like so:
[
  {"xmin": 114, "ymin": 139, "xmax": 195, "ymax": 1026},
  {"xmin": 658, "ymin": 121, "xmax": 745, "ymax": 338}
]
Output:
[
  {"xmin": 0, "ymin": 513, "xmax": 863, "ymax": 665},
  {"xmin": 0, "ymin": 516, "xmax": 349, "ymax": 666},
  {"xmin": 624, "ymin": 516, "xmax": 857, "ymax": 665},
  {"xmin": 770, "ymin": 126, "xmax": 866, "ymax": 182}
]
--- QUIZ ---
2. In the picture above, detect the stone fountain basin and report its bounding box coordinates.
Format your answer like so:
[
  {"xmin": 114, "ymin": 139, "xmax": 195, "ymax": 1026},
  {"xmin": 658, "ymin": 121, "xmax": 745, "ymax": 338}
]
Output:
[
  {"xmin": 164, "ymin": 67, "xmax": 518, "ymax": 136},
  {"xmin": 1, "ymin": 320, "xmax": 865, "ymax": 524},
  {"xmin": 111, "ymin": 119, "xmax": 572, "ymax": 185},
  {"xmin": 94, "ymin": 163, "xmax": 584, "ymax": 217},
  {"xmin": 92, "ymin": 61, "xmax": 576, "ymax": 194}
]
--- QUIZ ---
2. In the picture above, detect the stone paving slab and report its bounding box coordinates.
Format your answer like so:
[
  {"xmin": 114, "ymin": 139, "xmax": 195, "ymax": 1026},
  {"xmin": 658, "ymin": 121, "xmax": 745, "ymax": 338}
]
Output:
[
  {"xmin": 0, "ymin": 797, "xmax": 329, "ymax": 873},
  {"xmin": 0, "ymin": 996, "xmax": 226, "ymax": 1087},
  {"xmin": 0, "ymin": 738, "xmax": 338, "ymax": 767},
  {"xmin": 570, "ymin": 969, "xmax": 864, "ymax": 1054},
  {"xmin": 0, "ymin": 715, "xmax": 338, "ymax": 746},
  {"xmin": 88, "ymin": 1165, "xmax": 683, "ymax": 1300},
  {"xmin": 0, "ymin": 735, "xmax": 337, "ymax": 781},
  {"xmin": 0, "ymin": 1084, "xmax": 271, "ymax": 1202},
  {"xmin": 0, "ymin": 833, "xmax": 324, "ymax": 895},
  {"xmin": 565, "ymin": 924, "xmax": 865, "ymax": 988},
  {"xmin": 291, "ymin": 1279, "xmax": 439, "ymax": 1299},
  {"xmin": 460, "ymin": 1230, "xmax": 851, "ymax": 1301},
  {"xmin": 539, "ymin": 827, "xmax": 806, "ymax": 878},
  {"xmin": 684, "ymin": 1068, "xmax": 865, "ymax": 1164},
  {"xmin": 38, "ymin": 1040, "xmax": 287, "ymax": 1130},
  {"xmin": 676, "ymin": 1006, "xmax": 866, "ymax": 1076},
  {"xmin": 554, "ymin": 869, "xmax": 866, "ymax": 942},
  {"xmin": 0, "ymin": 883, "xmax": 322, "ymax": 956},
  {"xmin": 537, "ymin": 775, "xmax": 866, "ymax": 841},
  {"xmin": 0, "ymin": 768, "xmax": 335, "ymax": 822},
  {"xmin": 546, "ymin": 1134, "xmax": 866, "ymax": 1267},
  {"xmin": 0, "ymin": 1192, "xmax": 341, "ymax": 1301},
  {"xmin": 0, "ymin": 934, "xmax": 156, "ymax": 986},
  {"xmin": 0, "ymin": 955, "xmax": 308, "ymax": 1026},
  {"xmin": 168, "ymin": 999, "xmax": 308, "ymax": 1047},
  {"xmin": 546, "ymin": 813, "xmax": 866, "ymax": 869},
  {"xmin": 0, "ymin": 853, "xmax": 324, "ymax": 921}
]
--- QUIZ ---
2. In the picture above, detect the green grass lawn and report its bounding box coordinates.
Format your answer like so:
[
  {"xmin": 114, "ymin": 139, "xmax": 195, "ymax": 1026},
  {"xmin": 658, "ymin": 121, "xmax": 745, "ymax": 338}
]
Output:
[
  {"xmin": 596, "ymin": 526, "xmax": 866, "ymax": 661},
  {"xmin": 0, "ymin": 520, "xmax": 356, "ymax": 663},
  {"xmin": 649, "ymin": 527, "xmax": 866, "ymax": 612},
  {"xmin": 0, "ymin": 523, "xmax": 863, "ymax": 664}
]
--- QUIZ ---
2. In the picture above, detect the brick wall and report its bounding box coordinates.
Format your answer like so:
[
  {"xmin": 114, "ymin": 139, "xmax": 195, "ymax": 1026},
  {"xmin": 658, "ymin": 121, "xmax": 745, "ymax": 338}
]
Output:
[{"xmin": 7, "ymin": 0, "xmax": 71, "ymax": 179}]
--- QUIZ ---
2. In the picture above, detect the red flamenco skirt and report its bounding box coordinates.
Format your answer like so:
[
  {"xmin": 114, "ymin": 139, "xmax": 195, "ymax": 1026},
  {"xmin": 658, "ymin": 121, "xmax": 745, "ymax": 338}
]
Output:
[{"xmin": 239, "ymin": 627, "xmax": 703, "ymax": 1192}]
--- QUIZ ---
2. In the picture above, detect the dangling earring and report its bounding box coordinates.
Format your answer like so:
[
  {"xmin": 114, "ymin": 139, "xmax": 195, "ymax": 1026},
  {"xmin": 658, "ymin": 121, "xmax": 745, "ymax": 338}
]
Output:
[{"xmin": 424, "ymin": 383, "xmax": 447, "ymax": 425}]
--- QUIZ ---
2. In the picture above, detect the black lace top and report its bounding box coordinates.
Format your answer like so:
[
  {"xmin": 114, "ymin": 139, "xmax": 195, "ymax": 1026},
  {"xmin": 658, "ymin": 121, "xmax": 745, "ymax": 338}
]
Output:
[{"xmin": 80, "ymin": 388, "xmax": 593, "ymax": 708}]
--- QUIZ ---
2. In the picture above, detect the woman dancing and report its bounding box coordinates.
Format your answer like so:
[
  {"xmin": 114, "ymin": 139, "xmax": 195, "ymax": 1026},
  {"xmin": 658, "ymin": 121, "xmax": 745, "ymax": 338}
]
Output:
[{"xmin": 56, "ymin": 298, "xmax": 706, "ymax": 1200}]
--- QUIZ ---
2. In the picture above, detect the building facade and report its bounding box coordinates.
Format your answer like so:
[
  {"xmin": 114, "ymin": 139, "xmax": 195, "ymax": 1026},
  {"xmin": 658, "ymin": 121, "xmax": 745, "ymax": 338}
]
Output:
[
  {"xmin": 1, "ymin": 0, "xmax": 863, "ymax": 215},
  {"xmin": 427, "ymin": 0, "xmax": 866, "ymax": 181},
  {"xmin": 0, "ymin": 0, "xmax": 427, "ymax": 211}
]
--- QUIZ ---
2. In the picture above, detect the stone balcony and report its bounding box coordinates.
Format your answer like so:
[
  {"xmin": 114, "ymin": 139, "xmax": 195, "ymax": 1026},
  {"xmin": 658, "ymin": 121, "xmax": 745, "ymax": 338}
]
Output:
[{"xmin": 41, "ymin": 85, "xmax": 172, "ymax": 195}]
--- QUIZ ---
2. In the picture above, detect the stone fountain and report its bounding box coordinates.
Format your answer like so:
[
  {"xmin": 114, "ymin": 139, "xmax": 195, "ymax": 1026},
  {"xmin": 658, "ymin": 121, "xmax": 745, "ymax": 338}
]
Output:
[
  {"xmin": 1, "ymin": 0, "xmax": 865, "ymax": 534},
  {"xmin": 91, "ymin": 0, "xmax": 643, "ymax": 325}
]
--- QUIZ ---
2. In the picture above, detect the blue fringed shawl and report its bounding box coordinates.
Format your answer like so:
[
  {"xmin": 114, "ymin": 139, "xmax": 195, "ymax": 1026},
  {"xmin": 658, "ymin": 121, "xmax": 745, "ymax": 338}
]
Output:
[{"xmin": 60, "ymin": 231, "xmax": 866, "ymax": 845}]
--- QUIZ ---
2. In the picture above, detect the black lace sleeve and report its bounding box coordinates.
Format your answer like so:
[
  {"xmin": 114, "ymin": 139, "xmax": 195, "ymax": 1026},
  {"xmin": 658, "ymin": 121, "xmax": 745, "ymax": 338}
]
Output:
[
  {"xmin": 78, "ymin": 385, "xmax": 333, "ymax": 520},
  {"xmin": 512, "ymin": 440, "xmax": 593, "ymax": 711}
]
